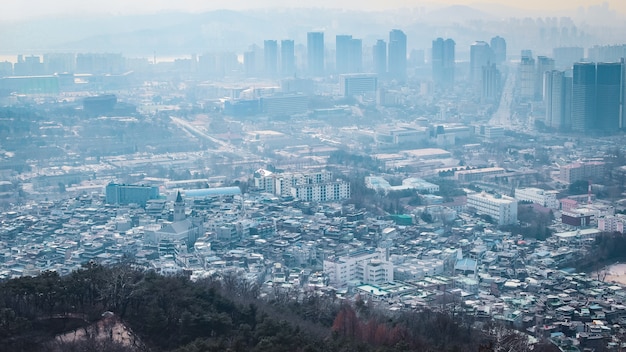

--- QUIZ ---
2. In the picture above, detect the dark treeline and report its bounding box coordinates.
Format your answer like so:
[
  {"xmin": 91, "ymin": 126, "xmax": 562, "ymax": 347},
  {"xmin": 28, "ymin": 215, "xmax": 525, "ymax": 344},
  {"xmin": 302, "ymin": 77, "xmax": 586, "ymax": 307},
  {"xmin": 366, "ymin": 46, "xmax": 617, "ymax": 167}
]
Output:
[
  {"xmin": 0, "ymin": 263, "xmax": 558, "ymax": 351},
  {"xmin": 563, "ymin": 231, "xmax": 626, "ymax": 272}
]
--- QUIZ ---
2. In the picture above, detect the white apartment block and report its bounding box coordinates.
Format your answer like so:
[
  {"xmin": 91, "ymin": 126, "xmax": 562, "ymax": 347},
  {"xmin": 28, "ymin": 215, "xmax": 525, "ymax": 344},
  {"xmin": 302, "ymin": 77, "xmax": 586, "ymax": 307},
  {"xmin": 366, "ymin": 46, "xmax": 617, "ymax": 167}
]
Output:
[
  {"xmin": 254, "ymin": 170, "xmax": 342, "ymax": 199},
  {"xmin": 598, "ymin": 214, "xmax": 626, "ymax": 233},
  {"xmin": 291, "ymin": 182, "xmax": 351, "ymax": 202},
  {"xmin": 514, "ymin": 187, "xmax": 559, "ymax": 209},
  {"xmin": 467, "ymin": 192, "xmax": 518, "ymax": 225},
  {"xmin": 324, "ymin": 248, "xmax": 393, "ymax": 287}
]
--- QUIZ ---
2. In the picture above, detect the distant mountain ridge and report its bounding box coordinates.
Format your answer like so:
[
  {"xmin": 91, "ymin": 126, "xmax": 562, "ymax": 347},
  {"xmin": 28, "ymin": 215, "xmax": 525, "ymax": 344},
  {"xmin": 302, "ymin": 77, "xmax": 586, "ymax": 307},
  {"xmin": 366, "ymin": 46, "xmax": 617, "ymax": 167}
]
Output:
[{"xmin": 0, "ymin": 5, "xmax": 623, "ymax": 57}]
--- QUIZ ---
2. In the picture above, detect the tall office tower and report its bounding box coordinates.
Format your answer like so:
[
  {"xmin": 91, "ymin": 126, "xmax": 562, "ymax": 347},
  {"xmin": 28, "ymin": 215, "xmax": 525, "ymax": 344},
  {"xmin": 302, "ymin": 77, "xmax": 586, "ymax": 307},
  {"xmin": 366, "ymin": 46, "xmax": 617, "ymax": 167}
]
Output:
[
  {"xmin": 544, "ymin": 70, "xmax": 572, "ymax": 130},
  {"xmin": 388, "ymin": 29, "xmax": 407, "ymax": 82},
  {"xmin": 264, "ymin": 40, "xmax": 278, "ymax": 77},
  {"xmin": 280, "ymin": 39, "xmax": 296, "ymax": 77},
  {"xmin": 470, "ymin": 41, "xmax": 492, "ymax": 83},
  {"xmin": 349, "ymin": 38, "xmax": 363, "ymax": 73},
  {"xmin": 432, "ymin": 38, "xmax": 455, "ymax": 87},
  {"xmin": 243, "ymin": 50, "xmax": 256, "ymax": 77},
  {"xmin": 553, "ymin": 47, "xmax": 584, "ymax": 70},
  {"xmin": 336, "ymin": 35, "xmax": 352, "ymax": 74},
  {"xmin": 373, "ymin": 39, "xmax": 387, "ymax": 76},
  {"xmin": 595, "ymin": 62, "xmax": 621, "ymax": 132},
  {"xmin": 571, "ymin": 62, "xmax": 596, "ymax": 132},
  {"xmin": 490, "ymin": 36, "xmax": 506, "ymax": 64},
  {"xmin": 307, "ymin": 31, "xmax": 325, "ymax": 76},
  {"xmin": 481, "ymin": 63, "xmax": 501, "ymax": 103},
  {"xmin": 336, "ymin": 35, "xmax": 362, "ymax": 74},
  {"xmin": 535, "ymin": 56, "xmax": 555, "ymax": 100},
  {"xmin": 518, "ymin": 51, "xmax": 535, "ymax": 99}
]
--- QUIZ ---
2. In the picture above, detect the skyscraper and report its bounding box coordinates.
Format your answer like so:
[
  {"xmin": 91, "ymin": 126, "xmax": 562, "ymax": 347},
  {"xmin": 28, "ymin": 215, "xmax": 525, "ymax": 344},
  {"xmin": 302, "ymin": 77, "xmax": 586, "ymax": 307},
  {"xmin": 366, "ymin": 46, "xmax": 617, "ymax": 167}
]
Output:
[
  {"xmin": 388, "ymin": 29, "xmax": 407, "ymax": 82},
  {"xmin": 518, "ymin": 51, "xmax": 535, "ymax": 100},
  {"xmin": 307, "ymin": 32, "xmax": 325, "ymax": 76},
  {"xmin": 490, "ymin": 36, "xmax": 506, "ymax": 64},
  {"xmin": 571, "ymin": 62, "xmax": 596, "ymax": 132},
  {"xmin": 280, "ymin": 39, "xmax": 296, "ymax": 77},
  {"xmin": 596, "ymin": 62, "xmax": 621, "ymax": 132},
  {"xmin": 432, "ymin": 37, "xmax": 455, "ymax": 87},
  {"xmin": 470, "ymin": 41, "xmax": 492, "ymax": 83},
  {"xmin": 264, "ymin": 40, "xmax": 278, "ymax": 77},
  {"xmin": 373, "ymin": 39, "xmax": 387, "ymax": 76},
  {"xmin": 544, "ymin": 70, "xmax": 572, "ymax": 130},
  {"xmin": 535, "ymin": 56, "xmax": 555, "ymax": 100},
  {"xmin": 243, "ymin": 50, "xmax": 256, "ymax": 77},
  {"xmin": 481, "ymin": 63, "xmax": 501, "ymax": 103},
  {"xmin": 336, "ymin": 35, "xmax": 362, "ymax": 74}
]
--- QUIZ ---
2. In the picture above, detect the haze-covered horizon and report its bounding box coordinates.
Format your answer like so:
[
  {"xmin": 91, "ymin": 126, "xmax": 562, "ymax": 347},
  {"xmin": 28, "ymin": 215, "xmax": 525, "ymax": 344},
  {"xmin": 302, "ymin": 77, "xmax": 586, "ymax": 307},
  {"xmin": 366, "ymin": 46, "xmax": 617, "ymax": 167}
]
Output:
[
  {"xmin": 1, "ymin": 1, "xmax": 625, "ymax": 59},
  {"xmin": 3, "ymin": 0, "xmax": 625, "ymax": 21}
]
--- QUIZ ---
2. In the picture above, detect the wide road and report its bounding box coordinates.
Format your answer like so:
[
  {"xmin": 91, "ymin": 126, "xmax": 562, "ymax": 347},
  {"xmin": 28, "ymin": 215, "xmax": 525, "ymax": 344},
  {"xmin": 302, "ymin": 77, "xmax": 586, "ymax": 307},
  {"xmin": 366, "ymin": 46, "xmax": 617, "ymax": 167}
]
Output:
[{"xmin": 489, "ymin": 67, "xmax": 516, "ymax": 128}]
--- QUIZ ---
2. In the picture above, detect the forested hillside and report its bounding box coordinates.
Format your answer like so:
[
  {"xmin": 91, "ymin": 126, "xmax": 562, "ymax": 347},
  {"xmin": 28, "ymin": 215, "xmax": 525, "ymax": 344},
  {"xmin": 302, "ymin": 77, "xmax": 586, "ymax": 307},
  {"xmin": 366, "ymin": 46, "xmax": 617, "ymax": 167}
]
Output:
[{"xmin": 0, "ymin": 263, "xmax": 558, "ymax": 351}]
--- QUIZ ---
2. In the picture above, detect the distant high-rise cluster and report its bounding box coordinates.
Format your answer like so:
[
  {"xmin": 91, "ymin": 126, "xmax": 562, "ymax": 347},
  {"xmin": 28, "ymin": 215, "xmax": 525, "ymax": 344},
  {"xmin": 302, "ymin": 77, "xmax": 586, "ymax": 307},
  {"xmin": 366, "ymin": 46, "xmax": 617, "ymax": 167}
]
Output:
[
  {"xmin": 545, "ymin": 59, "xmax": 626, "ymax": 134},
  {"xmin": 468, "ymin": 37, "xmax": 505, "ymax": 101}
]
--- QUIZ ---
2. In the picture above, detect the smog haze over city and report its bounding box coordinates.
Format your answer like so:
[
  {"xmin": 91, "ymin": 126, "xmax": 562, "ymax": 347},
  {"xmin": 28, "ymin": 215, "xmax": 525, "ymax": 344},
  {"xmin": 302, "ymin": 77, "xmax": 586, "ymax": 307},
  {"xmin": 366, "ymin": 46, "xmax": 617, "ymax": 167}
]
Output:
[{"xmin": 2, "ymin": 1, "xmax": 626, "ymax": 351}]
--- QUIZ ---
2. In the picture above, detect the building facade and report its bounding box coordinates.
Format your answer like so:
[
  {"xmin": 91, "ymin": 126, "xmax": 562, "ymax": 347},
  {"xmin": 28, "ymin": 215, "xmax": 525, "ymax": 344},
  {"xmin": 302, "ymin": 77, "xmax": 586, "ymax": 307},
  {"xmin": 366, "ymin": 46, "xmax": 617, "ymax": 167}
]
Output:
[
  {"xmin": 432, "ymin": 37, "xmax": 455, "ymax": 87},
  {"xmin": 388, "ymin": 29, "xmax": 407, "ymax": 82},
  {"xmin": 323, "ymin": 248, "xmax": 392, "ymax": 287},
  {"xmin": 307, "ymin": 32, "xmax": 325, "ymax": 76},
  {"xmin": 467, "ymin": 192, "xmax": 518, "ymax": 225},
  {"xmin": 514, "ymin": 187, "xmax": 559, "ymax": 209}
]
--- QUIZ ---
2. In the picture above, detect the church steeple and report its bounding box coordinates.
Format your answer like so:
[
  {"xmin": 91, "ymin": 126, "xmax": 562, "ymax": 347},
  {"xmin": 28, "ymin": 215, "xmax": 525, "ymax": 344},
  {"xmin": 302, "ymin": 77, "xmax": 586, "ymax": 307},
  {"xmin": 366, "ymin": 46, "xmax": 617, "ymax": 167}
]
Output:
[{"xmin": 174, "ymin": 191, "xmax": 185, "ymax": 222}]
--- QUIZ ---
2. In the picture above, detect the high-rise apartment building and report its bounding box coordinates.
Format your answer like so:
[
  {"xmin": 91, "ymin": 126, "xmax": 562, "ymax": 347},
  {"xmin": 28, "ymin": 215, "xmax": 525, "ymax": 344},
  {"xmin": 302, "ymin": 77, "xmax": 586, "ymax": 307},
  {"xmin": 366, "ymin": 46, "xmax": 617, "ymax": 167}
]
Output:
[
  {"xmin": 544, "ymin": 70, "xmax": 572, "ymax": 130},
  {"xmin": 335, "ymin": 35, "xmax": 362, "ymax": 74},
  {"xmin": 432, "ymin": 37, "xmax": 455, "ymax": 87},
  {"xmin": 280, "ymin": 39, "xmax": 296, "ymax": 77},
  {"xmin": 373, "ymin": 39, "xmax": 387, "ymax": 76},
  {"xmin": 535, "ymin": 56, "xmax": 555, "ymax": 100},
  {"xmin": 519, "ymin": 52, "xmax": 535, "ymax": 99},
  {"xmin": 307, "ymin": 32, "xmax": 325, "ymax": 76},
  {"xmin": 490, "ymin": 36, "xmax": 506, "ymax": 64},
  {"xmin": 481, "ymin": 63, "xmax": 501, "ymax": 103},
  {"xmin": 264, "ymin": 40, "xmax": 278, "ymax": 77},
  {"xmin": 470, "ymin": 41, "xmax": 492, "ymax": 83},
  {"xmin": 388, "ymin": 29, "xmax": 407, "ymax": 82}
]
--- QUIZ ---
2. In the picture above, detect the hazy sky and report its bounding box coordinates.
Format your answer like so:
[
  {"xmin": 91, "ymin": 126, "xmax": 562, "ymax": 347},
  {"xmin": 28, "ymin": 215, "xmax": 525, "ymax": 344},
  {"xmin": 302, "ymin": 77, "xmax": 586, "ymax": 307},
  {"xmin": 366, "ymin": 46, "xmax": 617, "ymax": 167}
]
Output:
[{"xmin": 3, "ymin": 0, "xmax": 625, "ymax": 20}]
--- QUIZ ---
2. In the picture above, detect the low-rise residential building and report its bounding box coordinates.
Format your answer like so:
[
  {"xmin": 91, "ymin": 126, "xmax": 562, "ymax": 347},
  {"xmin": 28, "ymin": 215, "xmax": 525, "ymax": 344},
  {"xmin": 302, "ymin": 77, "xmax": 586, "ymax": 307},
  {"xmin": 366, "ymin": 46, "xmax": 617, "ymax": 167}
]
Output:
[{"xmin": 323, "ymin": 248, "xmax": 392, "ymax": 287}]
